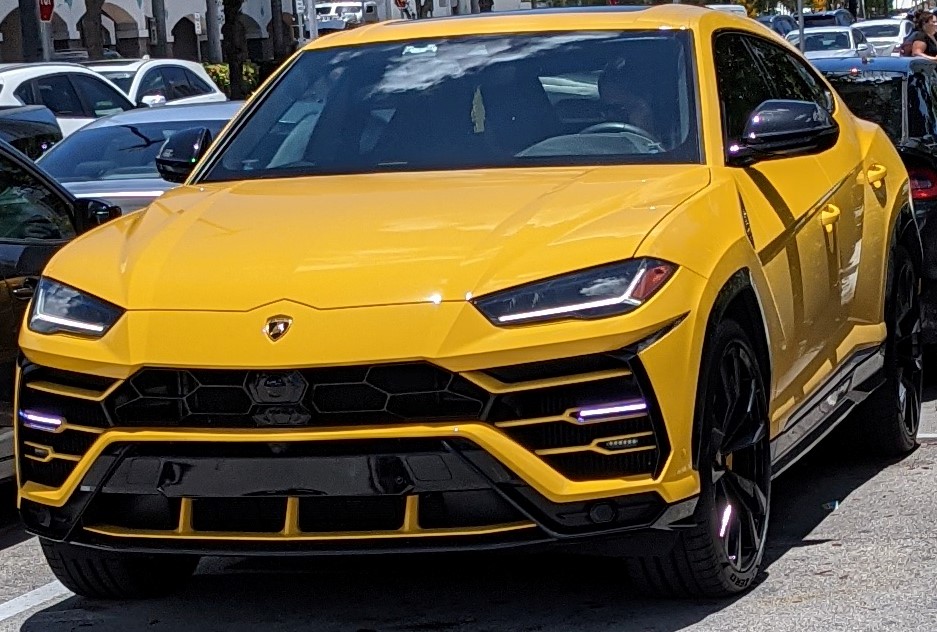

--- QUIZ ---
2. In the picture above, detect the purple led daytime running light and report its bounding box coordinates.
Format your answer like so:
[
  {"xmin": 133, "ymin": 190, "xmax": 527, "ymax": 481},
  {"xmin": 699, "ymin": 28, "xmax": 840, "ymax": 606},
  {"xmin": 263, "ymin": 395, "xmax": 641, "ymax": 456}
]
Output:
[
  {"xmin": 576, "ymin": 400, "xmax": 647, "ymax": 423},
  {"xmin": 19, "ymin": 410, "xmax": 64, "ymax": 432}
]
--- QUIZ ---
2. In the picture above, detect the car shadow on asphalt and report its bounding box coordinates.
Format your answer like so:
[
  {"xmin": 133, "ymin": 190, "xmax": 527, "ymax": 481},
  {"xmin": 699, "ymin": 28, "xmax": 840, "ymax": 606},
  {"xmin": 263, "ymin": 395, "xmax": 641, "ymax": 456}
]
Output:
[
  {"xmin": 19, "ymin": 434, "xmax": 902, "ymax": 632},
  {"xmin": 0, "ymin": 482, "xmax": 29, "ymax": 552}
]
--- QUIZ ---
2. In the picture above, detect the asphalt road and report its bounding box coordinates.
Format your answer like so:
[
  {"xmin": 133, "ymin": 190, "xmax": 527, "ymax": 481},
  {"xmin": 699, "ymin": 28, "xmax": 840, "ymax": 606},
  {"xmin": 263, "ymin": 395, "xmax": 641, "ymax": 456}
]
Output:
[{"xmin": 0, "ymin": 401, "xmax": 935, "ymax": 631}]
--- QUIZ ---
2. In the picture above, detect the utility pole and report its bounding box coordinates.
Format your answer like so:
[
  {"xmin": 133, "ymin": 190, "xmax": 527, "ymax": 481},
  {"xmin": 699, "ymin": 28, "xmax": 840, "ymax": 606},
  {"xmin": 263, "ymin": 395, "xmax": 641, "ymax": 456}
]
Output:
[
  {"xmin": 206, "ymin": 0, "xmax": 223, "ymax": 62},
  {"xmin": 19, "ymin": 0, "xmax": 42, "ymax": 62},
  {"xmin": 151, "ymin": 0, "xmax": 168, "ymax": 57}
]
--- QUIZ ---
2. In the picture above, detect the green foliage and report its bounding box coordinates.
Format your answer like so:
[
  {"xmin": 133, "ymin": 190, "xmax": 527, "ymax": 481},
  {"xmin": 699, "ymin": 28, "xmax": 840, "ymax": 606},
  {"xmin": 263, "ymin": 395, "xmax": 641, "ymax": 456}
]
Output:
[{"xmin": 202, "ymin": 63, "xmax": 260, "ymax": 97}]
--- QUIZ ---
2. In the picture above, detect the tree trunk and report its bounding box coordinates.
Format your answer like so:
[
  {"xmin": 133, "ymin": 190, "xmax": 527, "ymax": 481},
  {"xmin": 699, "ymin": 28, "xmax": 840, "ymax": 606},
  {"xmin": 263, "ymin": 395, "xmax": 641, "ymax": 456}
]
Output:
[
  {"xmin": 270, "ymin": 0, "xmax": 290, "ymax": 60},
  {"xmin": 222, "ymin": 0, "xmax": 248, "ymax": 99},
  {"xmin": 82, "ymin": 0, "xmax": 106, "ymax": 60}
]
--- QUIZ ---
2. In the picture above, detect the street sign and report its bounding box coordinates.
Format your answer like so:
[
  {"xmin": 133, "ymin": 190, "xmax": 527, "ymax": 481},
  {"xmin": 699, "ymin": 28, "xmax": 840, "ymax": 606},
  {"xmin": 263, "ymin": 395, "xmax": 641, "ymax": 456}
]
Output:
[
  {"xmin": 38, "ymin": 0, "xmax": 54, "ymax": 22},
  {"xmin": 297, "ymin": 0, "xmax": 305, "ymax": 10},
  {"xmin": 193, "ymin": 13, "xmax": 202, "ymax": 35}
]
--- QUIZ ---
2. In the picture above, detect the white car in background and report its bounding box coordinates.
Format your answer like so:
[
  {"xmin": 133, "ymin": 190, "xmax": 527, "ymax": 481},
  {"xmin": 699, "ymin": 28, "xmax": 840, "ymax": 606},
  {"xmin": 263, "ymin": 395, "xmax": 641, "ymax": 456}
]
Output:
[
  {"xmin": 0, "ymin": 63, "xmax": 135, "ymax": 137},
  {"xmin": 85, "ymin": 58, "xmax": 226, "ymax": 108},
  {"xmin": 786, "ymin": 26, "xmax": 877, "ymax": 61},
  {"xmin": 854, "ymin": 18, "xmax": 913, "ymax": 56}
]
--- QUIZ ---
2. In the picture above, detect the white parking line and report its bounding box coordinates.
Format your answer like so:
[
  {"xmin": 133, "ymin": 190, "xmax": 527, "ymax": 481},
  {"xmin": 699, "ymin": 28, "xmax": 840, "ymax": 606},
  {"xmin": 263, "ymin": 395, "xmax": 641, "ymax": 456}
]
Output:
[{"xmin": 0, "ymin": 581, "xmax": 70, "ymax": 623}]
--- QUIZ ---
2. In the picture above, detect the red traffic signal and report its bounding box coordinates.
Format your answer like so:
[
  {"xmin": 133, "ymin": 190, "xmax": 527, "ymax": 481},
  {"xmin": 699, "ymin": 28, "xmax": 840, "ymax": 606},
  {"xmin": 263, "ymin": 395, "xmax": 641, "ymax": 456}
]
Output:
[{"xmin": 39, "ymin": 0, "xmax": 54, "ymax": 22}]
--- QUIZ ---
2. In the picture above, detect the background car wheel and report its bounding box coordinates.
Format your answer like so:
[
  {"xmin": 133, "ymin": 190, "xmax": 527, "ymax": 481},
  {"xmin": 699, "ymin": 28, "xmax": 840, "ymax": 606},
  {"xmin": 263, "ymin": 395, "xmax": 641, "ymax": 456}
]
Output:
[
  {"xmin": 849, "ymin": 245, "xmax": 922, "ymax": 458},
  {"xmin": 625, "ymin": 319, "xmax": 771, "ymax": 597},
  {"xmin": 40, "ymin": 538, "xmax": 199, "ymax": 599}
]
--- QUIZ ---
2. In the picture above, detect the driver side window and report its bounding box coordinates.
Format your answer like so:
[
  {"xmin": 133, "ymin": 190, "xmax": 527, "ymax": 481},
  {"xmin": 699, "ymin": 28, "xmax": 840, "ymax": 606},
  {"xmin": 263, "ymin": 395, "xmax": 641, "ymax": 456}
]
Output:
[
  {"xmin": 714, "ymin": 33, "xmax": 774, "ymax": 143},
  {"xmin": 0, "ymin": 156, "xmax": 75, "ymax": 242}
]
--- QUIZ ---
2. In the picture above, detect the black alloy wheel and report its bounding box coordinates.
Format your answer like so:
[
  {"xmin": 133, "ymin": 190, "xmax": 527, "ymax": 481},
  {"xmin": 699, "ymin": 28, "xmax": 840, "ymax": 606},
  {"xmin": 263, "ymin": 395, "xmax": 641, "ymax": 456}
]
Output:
[
  {"xmin": 851, "ymin": 245, "xmax": 922, "ymax": 457},
  {"xmin": 624, "ymin": 319, "xmax": 771, "ymax": 597}
]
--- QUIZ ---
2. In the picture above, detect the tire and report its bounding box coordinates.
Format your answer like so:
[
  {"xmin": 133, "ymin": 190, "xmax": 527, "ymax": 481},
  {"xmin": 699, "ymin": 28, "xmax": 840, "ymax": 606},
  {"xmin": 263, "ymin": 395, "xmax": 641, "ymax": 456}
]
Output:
[
  {"xmin": 849, "ymin": 244, "xmax": 922, "ymax": 458},
  {"xmin": 625, "ymin": 319, "xmax": 771, "ymax": 597},
  {"xmin": 40, "ymin": 538, "xmax": 200, "ymax": 599}
]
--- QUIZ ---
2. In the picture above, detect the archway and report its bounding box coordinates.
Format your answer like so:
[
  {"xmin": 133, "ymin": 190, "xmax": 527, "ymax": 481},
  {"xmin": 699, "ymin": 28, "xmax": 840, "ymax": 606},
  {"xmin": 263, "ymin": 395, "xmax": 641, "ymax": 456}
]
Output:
[
  {"xmin": 171, "ymin": 17, "xmax": 199, "ymax": 61},
  {"xmin": 102, "ymin": 2, "xmax": 143, "ymax": 57},
  {"xmin": 239, "ymin": 13, "xmax": 265, "ymax": 62}
]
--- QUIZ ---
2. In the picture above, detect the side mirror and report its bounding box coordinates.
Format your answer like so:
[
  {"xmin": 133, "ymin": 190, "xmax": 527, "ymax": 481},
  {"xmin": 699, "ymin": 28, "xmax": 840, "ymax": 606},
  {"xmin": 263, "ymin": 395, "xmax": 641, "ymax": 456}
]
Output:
[
  {"xmin": 857, "ymin": 42, "xmax": 870, "ymax": 51},
  {"xmin": 74, "ymin": 198, "xmax": 121, "ymax": 231},
  {"xmin": 139, "ymin": 94, "xmax": 167, "ymax": 107},
  {"xmin": 726, "ymin": 99, "xmax": 839, "ymax": 167},
  {"xmin": 155, "ymin": 127, "xmax": 213, "ymax": 184}
]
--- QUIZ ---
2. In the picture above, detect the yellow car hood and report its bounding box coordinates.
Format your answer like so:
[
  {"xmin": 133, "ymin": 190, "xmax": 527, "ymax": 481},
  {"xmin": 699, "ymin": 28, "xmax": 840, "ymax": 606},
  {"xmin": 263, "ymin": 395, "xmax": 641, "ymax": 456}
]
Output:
[{"xmin": 47, "ymin": 166, "xmax": 711, "ymax": 311}]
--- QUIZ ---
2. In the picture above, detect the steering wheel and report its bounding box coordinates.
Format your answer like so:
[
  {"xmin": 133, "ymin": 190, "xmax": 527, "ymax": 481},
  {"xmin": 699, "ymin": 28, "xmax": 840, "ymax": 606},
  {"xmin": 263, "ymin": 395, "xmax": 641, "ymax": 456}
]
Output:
[{"xmin": 579, "ymin": 121, "xmax": 658, "ymax": 143}]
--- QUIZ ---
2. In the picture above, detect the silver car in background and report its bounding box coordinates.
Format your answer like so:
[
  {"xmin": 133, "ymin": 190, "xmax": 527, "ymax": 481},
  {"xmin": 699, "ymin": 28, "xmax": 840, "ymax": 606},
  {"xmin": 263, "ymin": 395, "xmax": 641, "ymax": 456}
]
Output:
[
  {"xmin": 37, "ymin": 100, "xmax": 242, "ymax": 213},
  {"xmin": 854, "ymin": 18, "xmax": 914, "ymax": 56},
  {"xmin": 786, "ymin": 26, "xmax": 877, "ymax": 61}
]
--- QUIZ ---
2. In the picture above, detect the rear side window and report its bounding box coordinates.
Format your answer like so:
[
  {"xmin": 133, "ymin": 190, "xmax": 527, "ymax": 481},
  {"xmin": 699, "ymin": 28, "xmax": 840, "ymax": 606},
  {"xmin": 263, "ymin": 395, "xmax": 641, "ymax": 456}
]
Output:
[
  {"xmin": 184, "ymin": 69, "xmax": 215, "ymax": 95},
  {"xmin": 34, "ymin": 75, "xmax": 84, "ymax": 117},
  {"xmin": 161, "ymin": 66, "xmax": 195, "ymax": 100}
]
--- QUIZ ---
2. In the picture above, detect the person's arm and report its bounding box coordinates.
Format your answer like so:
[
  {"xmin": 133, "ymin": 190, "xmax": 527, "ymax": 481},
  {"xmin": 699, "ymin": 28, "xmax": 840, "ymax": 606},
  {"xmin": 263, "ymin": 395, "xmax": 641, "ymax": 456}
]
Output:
[{"xmin": 912, "ymin": 39, "xmax": 937, "ymax": 61}]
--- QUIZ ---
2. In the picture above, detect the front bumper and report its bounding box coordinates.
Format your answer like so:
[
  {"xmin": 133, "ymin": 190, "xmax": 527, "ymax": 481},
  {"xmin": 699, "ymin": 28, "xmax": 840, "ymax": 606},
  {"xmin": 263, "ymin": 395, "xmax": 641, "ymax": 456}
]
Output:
[{"xmin": 16, "ymin": 274, "xmax": 706, "ymax": 554}]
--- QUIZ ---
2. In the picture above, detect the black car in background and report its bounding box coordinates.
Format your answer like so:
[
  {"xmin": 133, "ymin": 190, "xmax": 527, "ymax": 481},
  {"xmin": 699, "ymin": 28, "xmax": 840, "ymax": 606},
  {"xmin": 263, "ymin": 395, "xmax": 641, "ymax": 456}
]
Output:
[
  {"xmin": 0, "ymin": 106, "xmax": 61, "ymax": 160},
  {"xmin": 0, "ymin": 140, "xmax": 120, "ymax": 481},
  {"xmin": 757, "ymin": 13, "xmax": 799, "ymax": 37},
  {"xmin": 803, "ymin": 9, "xmax": 855, "ymax": 26},
  {"xmin": 817, "ymin": 56, "xmax": 937, "ymax": 339}
]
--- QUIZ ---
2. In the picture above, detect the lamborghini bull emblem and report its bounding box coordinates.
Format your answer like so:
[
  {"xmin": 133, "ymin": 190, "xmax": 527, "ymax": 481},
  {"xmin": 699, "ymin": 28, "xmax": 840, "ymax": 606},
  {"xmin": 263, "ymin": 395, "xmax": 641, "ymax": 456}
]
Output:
[{"xmin": 263, "ymin": 316, "xmax": 293, "ymax": 342}]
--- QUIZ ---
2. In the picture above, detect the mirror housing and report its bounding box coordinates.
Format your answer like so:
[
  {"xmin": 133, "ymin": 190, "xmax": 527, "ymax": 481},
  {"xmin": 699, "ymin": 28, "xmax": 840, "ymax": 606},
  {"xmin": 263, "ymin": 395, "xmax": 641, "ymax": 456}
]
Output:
[
  {"xmin": 139, "ymin": 94, "xmax": 167, "ymax": 108},
  {"xmin": 726, "ymin": 99, "xmax": 839, "ymax": 167},
  {"xmin": 857, "ymin": 42, "xmax": 870, "ymax": 52},
  {"xmin": 155, "ymin": 127, "xmax": 213, "ymax": 184},
  {"xmin": 74, "ymin": 198, "xmax": 121, "ymax": 232}
]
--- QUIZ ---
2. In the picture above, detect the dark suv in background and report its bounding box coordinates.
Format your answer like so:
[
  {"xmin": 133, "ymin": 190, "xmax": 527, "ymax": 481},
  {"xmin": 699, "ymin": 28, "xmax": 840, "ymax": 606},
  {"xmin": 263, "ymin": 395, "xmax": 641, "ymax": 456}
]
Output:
[
  {"xmin": 817, "ymin": 56, "xmax": 937, "ymax": 338},
  {"xmin": 757, "ymin": 14, "xmax": 799, "ymax": 36},
  {"xmin": 803, "ymin": 9, "xmax": 855, "ymax": 26}
]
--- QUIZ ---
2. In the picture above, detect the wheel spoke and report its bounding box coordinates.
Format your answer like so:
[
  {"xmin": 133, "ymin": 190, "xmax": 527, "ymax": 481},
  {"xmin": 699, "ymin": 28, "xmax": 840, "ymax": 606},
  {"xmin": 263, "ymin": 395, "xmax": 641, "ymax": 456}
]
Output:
[
  {"xmin": 741, "ymin": 500, "xmax": 764, "ymax": 553},
  {"xmin": 725, "ymin": 469, "xmax": 768, "ymax": 516}
]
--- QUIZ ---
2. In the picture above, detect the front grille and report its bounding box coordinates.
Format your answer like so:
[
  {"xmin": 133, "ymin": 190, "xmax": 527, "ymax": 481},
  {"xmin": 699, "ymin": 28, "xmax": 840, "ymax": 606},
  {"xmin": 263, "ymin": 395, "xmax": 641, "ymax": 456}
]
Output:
[{"xmin": 19, "ymin": 350, "xmax": 670, "ymax": 485}]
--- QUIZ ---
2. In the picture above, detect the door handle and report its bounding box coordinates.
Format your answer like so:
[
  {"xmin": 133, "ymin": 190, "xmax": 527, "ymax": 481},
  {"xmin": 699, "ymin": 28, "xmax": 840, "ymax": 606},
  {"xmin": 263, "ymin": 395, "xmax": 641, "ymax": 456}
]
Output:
[
  {"xmin": 820, "ymin": 203, "xmax": 841, "ymax": 234},
  {"xmin": 11, "ymin": 277, "xmax": 38, "ymax": 300},
  {"xmin": 867, "ymin": 164, "xmax": 888, "ymax": 188}
]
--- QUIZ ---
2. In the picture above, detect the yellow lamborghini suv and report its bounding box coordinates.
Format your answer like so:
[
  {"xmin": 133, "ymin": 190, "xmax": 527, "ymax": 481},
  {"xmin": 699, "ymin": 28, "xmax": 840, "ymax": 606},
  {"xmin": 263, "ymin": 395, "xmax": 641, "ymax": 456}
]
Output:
[{"xmin": 15, "ymin": 6, "xmax": 923, "ymax": 599}]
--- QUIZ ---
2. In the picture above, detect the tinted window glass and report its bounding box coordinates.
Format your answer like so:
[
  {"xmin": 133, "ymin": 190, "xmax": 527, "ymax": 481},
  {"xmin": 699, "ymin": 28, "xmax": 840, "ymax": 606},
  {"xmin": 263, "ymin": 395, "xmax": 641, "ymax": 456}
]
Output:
[
  {"xmin": 714, "ymin": 34, "xmax": 774, "ymax": 142},
  {"xmin": 0, "ymin": 155, "xmax": 75, "ymax": 241},
  {"xmin": 138, "ymin": 69, "xmax": 167, "ymax": 99},
  {"xmin": 857, "ymin": 24, "xmax": 900, "ymax": 38},
  {"xmin": 14, "ymin": 83, "xmax": 36, "ymax": 105},
  {"xmin": 161, "ymin": 66, "xmax": 194, "ymax": 100},
  {"xmin": 184, "ymin": 69, "xmax": 214, "ymax": 95},
  {"xmin": 202, "ymin": 31, "xmax": 701, "ymax": 182},
  {"xmin": 101, "ymin": 71, "xmax": 136, "ymax": 94},
  {"xmin": 34, "ymin": 75, "xmax": 84, "ymax": 117},
  {"xmin": 908, "ymin": 72, "xmax": 937, "ymax": 138},
  {"xmin": 824, "ymin": 71, "xmax": 903, "ymax": 142},
  {"xmin": 71, "ymin": 74, "xmax": 132, "ymax": 117},
  {"xmin": 39, "ymin": 119, "xmax": 231, "ymax": 182},
  {"xmin": 747, "ymin": 37, "xmax": 832, "ymax": 110}
]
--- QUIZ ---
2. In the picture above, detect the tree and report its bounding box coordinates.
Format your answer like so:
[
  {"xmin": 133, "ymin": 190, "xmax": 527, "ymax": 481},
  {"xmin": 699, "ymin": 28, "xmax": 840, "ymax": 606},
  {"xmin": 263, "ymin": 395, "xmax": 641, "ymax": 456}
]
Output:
[
  {"xmin": 82, "ymin": 0, "xmax": 106, "ymax": 60},
  {"xmin": 222, "ymin": 0, "xmax": 249, "ymax": 99},
  {"xmin": 270, "ymin": 0, "xmax": 291, "ymax": 60}
]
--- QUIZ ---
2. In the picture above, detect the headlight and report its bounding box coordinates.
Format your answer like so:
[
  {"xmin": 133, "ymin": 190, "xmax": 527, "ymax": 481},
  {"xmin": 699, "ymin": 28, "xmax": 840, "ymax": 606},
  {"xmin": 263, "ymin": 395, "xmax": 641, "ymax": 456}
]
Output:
[
  {"xmin": 473, "ymin": 259, "xmax": 676, "ymax": 326},
  {"xmin": 28, "ymin": 278, "xmax": 124, "ymax": 337}
]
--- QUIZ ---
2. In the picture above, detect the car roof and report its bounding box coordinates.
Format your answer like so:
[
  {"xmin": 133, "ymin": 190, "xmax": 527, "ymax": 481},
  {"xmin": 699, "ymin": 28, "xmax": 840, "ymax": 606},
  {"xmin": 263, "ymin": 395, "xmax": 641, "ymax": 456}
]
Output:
[
  {"xmin": 77, "ymin": 100, "xmax": 243, "ymax": 130},
  {"xmin": 0, "ymin": 62, "xmax": 96, "ymax": 74},
  {"xmin": 813, "ymin": 56, "xmax": 931, "ymax": 74},
  {"xmin": 854, "ymin": 18, "xmax": 906, "ymax": 25},
  {"xmin": 301, "ymin": 5, "xmax": 749, "ymax": 49}
]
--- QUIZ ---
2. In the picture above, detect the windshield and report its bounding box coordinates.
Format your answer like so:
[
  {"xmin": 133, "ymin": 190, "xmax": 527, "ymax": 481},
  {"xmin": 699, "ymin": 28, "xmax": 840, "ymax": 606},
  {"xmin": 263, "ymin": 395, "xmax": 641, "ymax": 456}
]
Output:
[
  {"xmin": 825, "ymin": 72, "xmax": 903, "ymax": 142},
  {"xmin": 201, "ymin": 31, "xmax": 700, "ymax": 182},
  {"xmin": 790, "ymin": 32, "xmax": 851, "ymax": 51},
  {"xmin": 803, "ymin": 15, "xmax": 838, "ymax": 26},
  {"xmin": 316, "ymin": 5, "xmax": 357, "ymax": 14},
  {"xmin": 100, "ymin": 71, "xmax": 135, "ymax": 94},
  {"xmin": 39, "ymin": 120, "xmax": 229, "ymax": 182},
  {"xmin": 855, "ymin": 23, "xmax": 900, "ymax": 38}
]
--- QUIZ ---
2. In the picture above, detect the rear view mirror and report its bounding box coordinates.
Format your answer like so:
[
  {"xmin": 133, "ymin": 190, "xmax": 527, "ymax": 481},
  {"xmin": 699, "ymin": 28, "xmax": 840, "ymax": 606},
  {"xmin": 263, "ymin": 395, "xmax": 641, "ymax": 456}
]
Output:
[
  {"xmin": 74, "ymin": 198, "xmax": 121, "ymax": 232},
  {"xmin": 139, "ymin": 94, "xmax": 167, "ymax": 108},
  {"xmin": 155, "ymin": 127, "xmax": 213, "ymax": 184}
]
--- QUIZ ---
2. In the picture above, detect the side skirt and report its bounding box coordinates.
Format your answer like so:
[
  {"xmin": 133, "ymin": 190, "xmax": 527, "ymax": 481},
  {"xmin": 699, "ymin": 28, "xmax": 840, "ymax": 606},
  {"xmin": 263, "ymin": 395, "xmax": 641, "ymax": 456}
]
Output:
[{"xmin": 770, "ymin": 343, "xmax": 885, "ymax": 479}]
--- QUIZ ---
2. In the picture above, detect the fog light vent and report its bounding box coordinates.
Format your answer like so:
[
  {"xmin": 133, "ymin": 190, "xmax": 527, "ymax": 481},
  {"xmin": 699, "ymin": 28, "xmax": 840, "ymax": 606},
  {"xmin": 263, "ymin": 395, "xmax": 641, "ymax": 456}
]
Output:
[{"xmin": 600, "ymin": 437, "xmax": 642, "ymax": 451}]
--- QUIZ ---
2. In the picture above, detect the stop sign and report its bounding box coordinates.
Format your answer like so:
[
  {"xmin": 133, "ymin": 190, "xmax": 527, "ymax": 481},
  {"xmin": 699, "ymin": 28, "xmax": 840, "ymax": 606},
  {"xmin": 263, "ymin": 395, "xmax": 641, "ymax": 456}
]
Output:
[{"xmin": 38, "ymin": 0, "xmax": 53, "ymax": 22}]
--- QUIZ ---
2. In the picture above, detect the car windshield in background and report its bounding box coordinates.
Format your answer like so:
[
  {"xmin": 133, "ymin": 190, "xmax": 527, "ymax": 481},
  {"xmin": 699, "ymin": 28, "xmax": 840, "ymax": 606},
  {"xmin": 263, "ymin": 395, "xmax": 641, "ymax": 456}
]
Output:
[
  {"xmin": 856, "ymin": 24, "xmax": 900, "ymax": 38},
  {"xmin": 39, "ymin": 120, "xmax": 228, "ymax": 182},
  {"xmin": 825, "ymin": 72, "xmax": 903, "ymax": 142},
  {"xmin": 803, "ymin": 16, "xmax": 837, "ymax": 26},
  {"xmin": 792, "ymin": 32, "xmax": 851, "ymax": 51},
  {"xmin": 201, "ymin": 31, "xmax": 700, "ymax": 182},
  {"xmin": 100, "ymin": 71, "xmax": 135, "ymax": 94}
]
